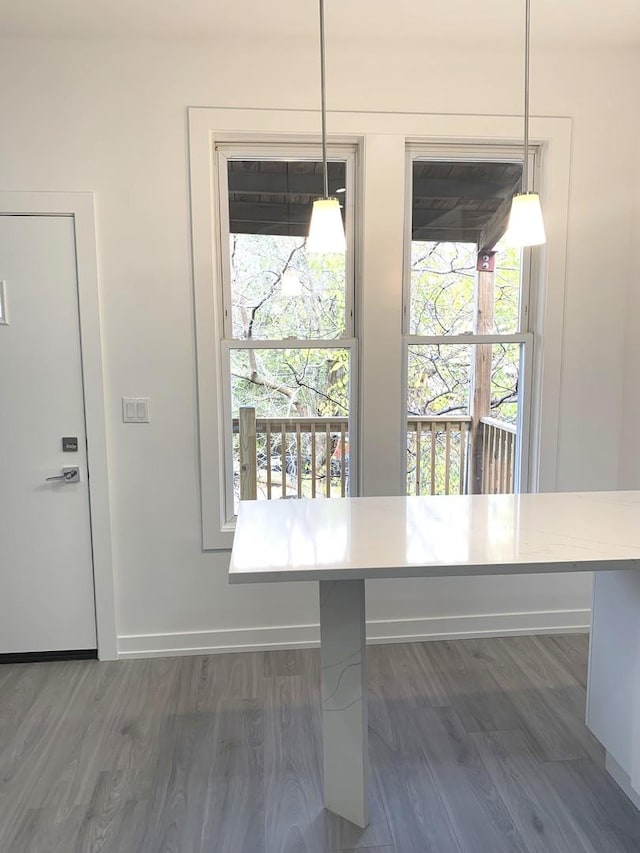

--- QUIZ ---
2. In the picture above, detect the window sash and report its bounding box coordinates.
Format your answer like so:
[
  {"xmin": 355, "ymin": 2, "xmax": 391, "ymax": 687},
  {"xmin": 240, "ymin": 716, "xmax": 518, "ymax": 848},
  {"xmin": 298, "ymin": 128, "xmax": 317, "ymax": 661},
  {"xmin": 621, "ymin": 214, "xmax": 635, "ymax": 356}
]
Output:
[
  {"xmin": 403, "ymin": 143, "xmax": 540, "ymax": 338},
  {"xmin": 215, "ymin": 144, "xmax": 357, "ymax": 342},
  {"xmin": 220, "ymin": 338, "xmax": 359, "ymax": 523},
  {"xmin": 401, "ymin": 332, "xmax": 534, "ymax": 492}
]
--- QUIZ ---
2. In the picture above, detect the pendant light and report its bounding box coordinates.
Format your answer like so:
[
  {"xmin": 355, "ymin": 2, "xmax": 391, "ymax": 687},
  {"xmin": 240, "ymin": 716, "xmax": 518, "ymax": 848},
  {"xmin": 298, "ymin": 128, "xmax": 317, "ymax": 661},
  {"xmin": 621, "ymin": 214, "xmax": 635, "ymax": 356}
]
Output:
[
  {"xmin": 307, "ymin": 0, "xmax": 346, "ymax": 254},
  {"xmin": 281, "ymin": 268, "xmax": 303, "ymax": 297},
  {"xmin": 505, "ymin": 0, "xmax": 546, "ymax": 247}
]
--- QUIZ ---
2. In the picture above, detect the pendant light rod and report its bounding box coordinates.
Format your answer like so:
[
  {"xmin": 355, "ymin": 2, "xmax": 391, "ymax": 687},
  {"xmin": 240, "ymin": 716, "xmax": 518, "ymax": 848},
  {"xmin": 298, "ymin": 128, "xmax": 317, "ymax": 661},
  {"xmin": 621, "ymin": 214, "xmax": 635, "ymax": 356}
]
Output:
[
  {"xmin": 522, "ymin": 0, "xmax": 531, "ymax": 194},
  {"xmin": 504, "ymin": 0, "xmax": 545, "ymax": 248},
  {"xmin": 307, "ymin": 0, "xmax": 346, "ymax": 254},
  {"xmin": 319, "ymin": 0, "xmax": 329, "ymax": 199}
]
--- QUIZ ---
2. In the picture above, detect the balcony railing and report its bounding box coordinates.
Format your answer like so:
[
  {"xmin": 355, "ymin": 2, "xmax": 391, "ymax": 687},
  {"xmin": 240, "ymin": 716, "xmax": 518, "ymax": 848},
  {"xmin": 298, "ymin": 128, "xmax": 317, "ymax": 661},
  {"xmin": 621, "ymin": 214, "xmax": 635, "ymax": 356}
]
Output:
[
  {"xmin": 235, "ymin": 408, "xmax": 516, "ymax": 501},
  {"xmin": 480, "ymin": 416, "xmax": 516, "ymax": 494},
  {"xmin": 407, "ymin": 415, "xmax": 472, "ymax": 496},
  {"xmin": 233, "ymin": 410, "xmax": 349, "ymax": 501}
]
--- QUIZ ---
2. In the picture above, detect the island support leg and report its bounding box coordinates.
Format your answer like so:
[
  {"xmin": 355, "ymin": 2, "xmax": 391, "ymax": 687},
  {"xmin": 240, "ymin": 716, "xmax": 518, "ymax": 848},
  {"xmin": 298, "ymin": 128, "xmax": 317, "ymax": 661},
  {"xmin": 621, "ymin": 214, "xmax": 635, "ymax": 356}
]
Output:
[{"xmin": 318, "ymin": 579, "xmax": 369, "ymax": 828}]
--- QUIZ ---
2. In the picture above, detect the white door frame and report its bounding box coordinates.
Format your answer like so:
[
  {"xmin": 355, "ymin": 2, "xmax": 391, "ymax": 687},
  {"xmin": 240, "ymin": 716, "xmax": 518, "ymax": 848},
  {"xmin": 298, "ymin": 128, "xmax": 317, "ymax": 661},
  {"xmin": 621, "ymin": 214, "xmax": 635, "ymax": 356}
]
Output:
[{"xmin": 0, "ymin": 192, "xmax": 117, "ymax": 660}]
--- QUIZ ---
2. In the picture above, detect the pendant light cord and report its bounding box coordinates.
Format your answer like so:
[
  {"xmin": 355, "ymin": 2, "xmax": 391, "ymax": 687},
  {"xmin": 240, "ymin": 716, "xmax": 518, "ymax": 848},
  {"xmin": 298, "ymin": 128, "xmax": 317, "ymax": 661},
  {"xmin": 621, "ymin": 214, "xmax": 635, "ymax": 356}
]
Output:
[
  {"xmin": 523, "ymin": 0, "xmax": 531, "ymax": 195},
  {"xmin": 319, "ymin": 0, "xmax": 329, "ymax": 200}
]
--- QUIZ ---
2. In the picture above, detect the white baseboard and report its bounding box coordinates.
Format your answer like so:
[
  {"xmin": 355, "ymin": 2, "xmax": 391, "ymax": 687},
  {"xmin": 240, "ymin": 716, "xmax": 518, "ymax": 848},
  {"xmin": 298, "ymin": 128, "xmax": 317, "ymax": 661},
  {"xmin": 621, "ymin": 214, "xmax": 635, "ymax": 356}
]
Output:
[
  {"xmin": 118, "ymin": 608, "xmax": 590, "ymax": 659},
  {"xmin": 605, "ymin": 753, "xmax": 640, "ymax": 811}
]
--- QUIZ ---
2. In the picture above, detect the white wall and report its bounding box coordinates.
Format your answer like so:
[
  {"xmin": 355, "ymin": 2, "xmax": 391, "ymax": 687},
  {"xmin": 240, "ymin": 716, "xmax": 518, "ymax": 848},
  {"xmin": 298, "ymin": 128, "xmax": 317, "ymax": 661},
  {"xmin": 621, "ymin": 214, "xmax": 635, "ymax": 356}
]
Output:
[{"xmin": 0, "ymin": 36, "xmax": 637, "ymax": 656}]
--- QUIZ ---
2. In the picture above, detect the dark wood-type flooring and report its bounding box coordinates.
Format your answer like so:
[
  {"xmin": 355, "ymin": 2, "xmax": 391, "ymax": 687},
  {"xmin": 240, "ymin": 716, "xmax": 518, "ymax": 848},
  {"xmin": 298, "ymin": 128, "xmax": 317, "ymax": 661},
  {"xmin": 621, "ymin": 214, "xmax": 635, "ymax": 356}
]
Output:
[{"xmin": 1, "ymin": 633, "xmax": 639, "ymax": 852}]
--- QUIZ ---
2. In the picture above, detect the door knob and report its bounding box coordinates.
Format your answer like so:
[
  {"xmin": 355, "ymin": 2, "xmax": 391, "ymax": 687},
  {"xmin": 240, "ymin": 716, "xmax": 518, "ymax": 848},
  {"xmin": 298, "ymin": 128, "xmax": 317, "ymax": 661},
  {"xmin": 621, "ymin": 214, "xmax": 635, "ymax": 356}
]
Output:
[{"xmin": 45, "ymin": 467, "xmax": 80, "ymax": 483}]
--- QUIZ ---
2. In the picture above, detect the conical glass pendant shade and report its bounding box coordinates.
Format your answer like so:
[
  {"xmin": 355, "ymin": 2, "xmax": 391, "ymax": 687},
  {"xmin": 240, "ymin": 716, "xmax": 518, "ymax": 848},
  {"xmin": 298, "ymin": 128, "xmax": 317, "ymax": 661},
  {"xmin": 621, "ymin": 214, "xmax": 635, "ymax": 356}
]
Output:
[
  {"xmin": 307, "ymin": 197, "xmax": 346, "ymax": 254},
  {"xmin": 504, "ymin": 192, "xmax": 546, "ymax": 247},
  {"xmin": 281, "ymin": 268, "xmax": 303, "ymax": 297}
]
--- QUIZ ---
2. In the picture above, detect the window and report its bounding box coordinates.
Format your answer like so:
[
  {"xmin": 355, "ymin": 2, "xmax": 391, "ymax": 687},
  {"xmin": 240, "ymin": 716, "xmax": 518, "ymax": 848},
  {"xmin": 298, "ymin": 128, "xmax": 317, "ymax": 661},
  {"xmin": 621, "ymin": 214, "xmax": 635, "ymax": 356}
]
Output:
[
  {"xmin": 189, "ymin": 108, "xmax": 570, "ymax": 548},
  {"xmin": 403, "ymin": 147, "xmax": 536, "ymax": 496},
  {"xmin": 216, "ymin": 146, "xmax": 357, "ymax": 520}
]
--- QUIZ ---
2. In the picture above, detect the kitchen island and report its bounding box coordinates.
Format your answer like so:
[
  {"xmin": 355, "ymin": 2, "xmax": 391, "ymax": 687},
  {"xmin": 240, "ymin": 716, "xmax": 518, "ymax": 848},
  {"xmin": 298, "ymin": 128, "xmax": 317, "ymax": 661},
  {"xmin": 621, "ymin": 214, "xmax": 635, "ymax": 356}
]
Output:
[{"xmin": 229, "ymin": 491, "xmax": 640, "ymax": 827}]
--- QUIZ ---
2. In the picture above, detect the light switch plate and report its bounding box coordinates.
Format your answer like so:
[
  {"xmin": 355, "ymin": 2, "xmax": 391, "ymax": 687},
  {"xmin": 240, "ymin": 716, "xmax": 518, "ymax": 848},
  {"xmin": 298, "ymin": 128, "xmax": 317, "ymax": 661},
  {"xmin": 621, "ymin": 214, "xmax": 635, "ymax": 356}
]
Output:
[{"xmin": 122, "ymin": 397, "xmax": 150, "ymax": 423}]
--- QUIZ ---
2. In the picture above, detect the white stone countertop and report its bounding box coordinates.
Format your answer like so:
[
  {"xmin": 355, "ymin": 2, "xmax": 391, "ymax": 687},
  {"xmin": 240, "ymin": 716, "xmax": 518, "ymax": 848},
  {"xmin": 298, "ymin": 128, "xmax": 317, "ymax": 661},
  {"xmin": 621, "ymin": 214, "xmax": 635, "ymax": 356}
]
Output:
[{"xmin": 228, "ymin": 491, "xmax": 640, "ymax": 583}]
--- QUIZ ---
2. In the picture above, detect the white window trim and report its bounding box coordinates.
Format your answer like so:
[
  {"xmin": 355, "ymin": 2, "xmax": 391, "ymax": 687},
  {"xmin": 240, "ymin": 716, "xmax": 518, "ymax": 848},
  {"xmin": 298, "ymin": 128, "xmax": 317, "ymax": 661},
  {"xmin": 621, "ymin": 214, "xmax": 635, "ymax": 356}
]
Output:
[{"xmin": 188, "ymin": 107, "xmax": 571, "ymax": 549}]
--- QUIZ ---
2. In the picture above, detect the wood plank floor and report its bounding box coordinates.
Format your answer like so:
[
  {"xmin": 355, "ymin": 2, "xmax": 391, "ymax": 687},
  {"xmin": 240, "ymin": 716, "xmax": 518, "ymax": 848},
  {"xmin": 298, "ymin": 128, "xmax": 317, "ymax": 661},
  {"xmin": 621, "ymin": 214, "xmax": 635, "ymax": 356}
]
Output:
[{"xmin": 1, "ymin": 634, "xmax": 639, "ymax": 852}]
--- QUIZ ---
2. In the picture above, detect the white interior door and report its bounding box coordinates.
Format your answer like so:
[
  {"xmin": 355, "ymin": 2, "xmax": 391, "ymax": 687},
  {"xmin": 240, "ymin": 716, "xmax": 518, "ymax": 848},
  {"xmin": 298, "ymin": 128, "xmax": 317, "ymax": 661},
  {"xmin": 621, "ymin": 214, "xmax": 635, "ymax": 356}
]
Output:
[{"xmin": 0, "ymin": 214, "xmax": 97, "ymax": 654}]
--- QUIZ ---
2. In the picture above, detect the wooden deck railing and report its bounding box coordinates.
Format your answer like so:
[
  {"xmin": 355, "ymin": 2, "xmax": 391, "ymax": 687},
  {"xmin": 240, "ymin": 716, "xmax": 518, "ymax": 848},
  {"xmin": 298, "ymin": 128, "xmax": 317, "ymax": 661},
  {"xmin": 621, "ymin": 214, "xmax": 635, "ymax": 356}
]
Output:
[
  {"xmin": 234, "ymin": 409, "xmax": 349, "ymax": 501},
  {"xmin": 407, "ymin": 416, "xmax": 472, "ymax": 496},
  {"xmin": 235, "ymin": 409, "xmax": 516, "ymax": 501},
  {"xmin": 480, "ymin": 416, "xmax": 516, "ymax": 494}
]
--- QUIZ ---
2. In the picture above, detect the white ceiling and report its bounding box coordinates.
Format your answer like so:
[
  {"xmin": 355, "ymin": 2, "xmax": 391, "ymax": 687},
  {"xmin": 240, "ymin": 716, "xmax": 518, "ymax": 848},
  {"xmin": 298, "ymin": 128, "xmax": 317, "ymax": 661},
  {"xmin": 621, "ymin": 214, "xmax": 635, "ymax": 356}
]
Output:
[{"xmin": 0, "ymin": 0, "xmax": 639, "ymax": 45}]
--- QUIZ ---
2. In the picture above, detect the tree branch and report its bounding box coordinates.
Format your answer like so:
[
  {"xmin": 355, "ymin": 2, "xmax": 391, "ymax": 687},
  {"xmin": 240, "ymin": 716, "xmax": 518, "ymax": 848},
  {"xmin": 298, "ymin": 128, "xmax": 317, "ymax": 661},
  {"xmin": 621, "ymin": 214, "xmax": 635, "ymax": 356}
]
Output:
[{"xmin": 232, "ymin": 369, "xmax": 305, "ymax": 417}]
